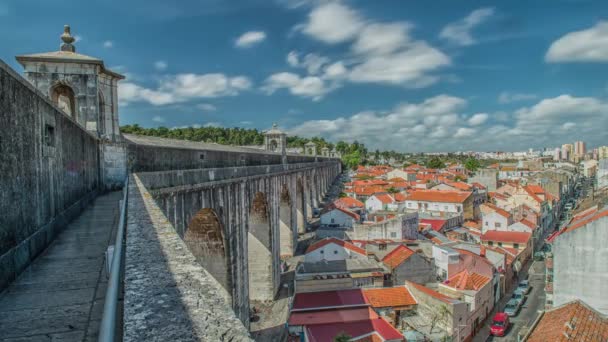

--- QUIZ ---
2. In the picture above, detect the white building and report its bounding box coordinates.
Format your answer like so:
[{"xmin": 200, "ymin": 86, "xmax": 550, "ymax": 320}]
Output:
[
  {"xmin": 480, "ymin": 203, "xmax": 512, "ymax": 234},
  {"xmin": 432, "ymin": 245, "xmax": 460, "ymax": 280},
  {"xmin": 320, "ymin": 207, "xmax": 359, "ymax": 228},
  {"xmin": 304, "ymin": 238, "xmax": 367, "ymax": 263}
]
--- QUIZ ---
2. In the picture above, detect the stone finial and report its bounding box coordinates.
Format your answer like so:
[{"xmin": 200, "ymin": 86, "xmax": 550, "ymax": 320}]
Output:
[{"xmin": 60, "ymin": 25, "xmax": 76, "ymax": 52}]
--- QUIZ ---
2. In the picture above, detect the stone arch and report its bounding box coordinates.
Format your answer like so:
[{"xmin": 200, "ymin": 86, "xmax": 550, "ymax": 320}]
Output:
[
  {"xmin": 184, "ymin": 208, "xmax": 231, "ymax": 293},
  {"xmin": 279, "ymin": 184, "xmax": 293, "ymax": 257},
  {"xmin": 269, "ymin": 139, "xmax": 278, "ymax": 152},
  {"xmin": 248, "ymin": 192, "xmax": 273, "ymax": 301},
  {"xmin": 296, "ymin": 178, "xmax": 306, "ymax": 234},
  {"xmin": 50, "ymin": 82, "xmax": 77, "ymax": 119}
]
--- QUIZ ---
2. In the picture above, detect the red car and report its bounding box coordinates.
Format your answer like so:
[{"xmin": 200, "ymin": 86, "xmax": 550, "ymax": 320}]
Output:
[{"xmin": 490, "ymin": 312, "xmax": 510, "ymax": 336}]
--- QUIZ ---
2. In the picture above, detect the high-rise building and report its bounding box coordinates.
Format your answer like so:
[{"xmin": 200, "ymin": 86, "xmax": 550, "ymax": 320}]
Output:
[
  {"xmin": 554, "ymin": 148, "xmax": 560, "ymax": 161},
  {"xmin": 561, "ymin": 144, "xmax": 573, "ymax": 161},
  {"xmin": 598, "ymin": 146, "xmax": 608, "ymax": 160},
  {"xmin": 574, "ymin": 141, "xmax": 586, "ymax": 157}
]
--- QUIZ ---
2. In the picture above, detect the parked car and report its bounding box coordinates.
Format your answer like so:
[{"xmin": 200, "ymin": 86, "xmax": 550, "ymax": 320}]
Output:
[
  {"xmin": 504, "ymin": 298, "xmax": 521, "ymax": 316},
  {"xmin": 490, "ymin": 312, "xmax": 510, "ymax": 337},
  {"xmin": 511, "ymin": 288, "xmax": 526, "ymax": 306},
  {"xmin": 518, "ymin": 280, "xmax": 531, "ymax": 294}
]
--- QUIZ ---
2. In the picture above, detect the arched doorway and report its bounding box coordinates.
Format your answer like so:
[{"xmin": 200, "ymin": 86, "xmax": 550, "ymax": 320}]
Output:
[
  {"xmin": 248, "ymin": 192, "xmax": 273, "ymax": 301},
  {"xmin": 279, "ymin": 185, "xmax": 293, "ymax": 257},
  {"xmin": 184, "ymin": 208, "xmax": 230, "ymax": 293},
  {"xmin": 50, "ymin": 83, "xmax": 76, "ymax": 119}
]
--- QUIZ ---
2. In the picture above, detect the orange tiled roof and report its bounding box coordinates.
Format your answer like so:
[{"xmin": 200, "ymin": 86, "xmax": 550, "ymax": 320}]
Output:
[
  {"xmin": 482, "ymin": 203, "xmax": 512, "ymax": 219},
  {"xmin": 388, "ymin": 177, "xmax": 407, "ymax": 182},
  {"xmin": 406, "ymin": 281, "xmax": 458, "ymax": 304},
  {"xmin": 527, "ymin": 300, "xmax": 608, "ymax": 342},
  {"xmin": 562, "ymin": 208, "xmax": 608, "ymax": 235},
  {"xmin": 372, "ymin": 193, "xmax": 395, "ymax": 205},
  {"xmin": 445, "ymin": 270, "xmax": 490, "ymax": 291},
  {"xmin": 393, "ymin": 193, "xmax": 407, "ymax": 202},
  {"xmin": 481, "ymin": 230, "xmax": 531, "ymax": 244},
  {"xmin": 334, "ymin": 197, "xmax": 364, "ymax": 209},
  {"xmin": 382, "ymin": 245, "xmax": 415, "ymax": 269},
  {"xmin": 406, "ymin": 190, "xmax": 472, "ymax": 203},
  {"xmin": 446, "ymin": 182, "xmax": 472, "ymax": 191},
  {"xmin": 306, "ymin": 237, "xmax": 366, "ymax": 255},
  {"xmin": 362, "ymin": 286, "xmax": 417, "ymax": 308}
]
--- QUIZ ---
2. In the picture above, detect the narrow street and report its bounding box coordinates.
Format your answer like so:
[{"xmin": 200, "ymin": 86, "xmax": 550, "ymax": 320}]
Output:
[{"xmin": 474, "ymin": 260, "xmax": 545, "ymax": 342}]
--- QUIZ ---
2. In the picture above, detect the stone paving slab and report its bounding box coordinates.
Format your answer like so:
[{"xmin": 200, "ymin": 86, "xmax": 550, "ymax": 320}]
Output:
[{"xmin": 0, "ymin": 192, "xmax": 121, "ymax": 342}]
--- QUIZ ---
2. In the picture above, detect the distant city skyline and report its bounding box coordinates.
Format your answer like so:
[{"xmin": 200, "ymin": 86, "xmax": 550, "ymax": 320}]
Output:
[{"xmin": 1, "ymin": 0, "xmax": 607, "ymax": 152}]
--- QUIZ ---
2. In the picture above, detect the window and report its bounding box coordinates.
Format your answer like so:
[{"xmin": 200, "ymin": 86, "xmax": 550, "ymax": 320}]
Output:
[
  {"xmin": 495, "ymin": 222, "xmax": 501, "ymax": 228},
  {"xmin": 331, "ymin": 218, "xmax": 335, "ymax": 223},
  {"xmin": 379, "ymin": 244, "xmax": 387, "ymax": 251},
  {"xmin": 488, "ymin": 241, "xmax": 494, "ymax": 246},
  {"xmin": 444, "ymin": 206, "xmax": 448, "ymax": 211},
  {"xmin": 457, "ymin": 206, "xmax": 462, "ymax": 212},
  {"xmin": 485, "ymin": 221, "xmax": 489, "ymax": 226},
  {"xmin": 199, "ymin": 153, "xmax": 205, "ymax": 160},
  {"xmin": 320, "ymin": 250, "xmax": 324, "ymax": 254},
  {"xmin": 498, "ymin": 242, "xmax": 503, "ymax": 247},
  {"xmin": 44, "ymin": 125, "xmax": 55, "ymax": 146},
  {"xmin": 334, "ymin": 250, "xmax": 338, "ymax": 254},
  {"xmin": 390, "ymin": 232, "xmax": 397, "ymax": 238},
  {"xmin": 513, "ymin": 243, "xmax": 519, "ymax": 249}
]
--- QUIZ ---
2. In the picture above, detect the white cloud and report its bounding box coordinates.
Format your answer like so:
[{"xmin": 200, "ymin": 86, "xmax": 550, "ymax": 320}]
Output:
[
  {"xmin": 154, "ymin": 60, "xmax": 168, "ymax": 71},
  {"xmin": 440, "ymin": 7, "xmax": 494, "ymax": 46},
  {"xmin": 468, "ymin": 113, "xmax": 488, "ymax": 126},
  {"xmin": 278, "ymin": 2, "xmax": 449, "ymax": 99},
  {"xmin": 289, "ymin": 95, "xmax": 472, "ymax": 151},
  {"xmin": 74, "ymin": 35, "xmax": 84, "ymax": 43},
  {"xmin": 352, "ymin": 22, "xmax": 412, "ymax": 55},
  {"xmin": 197, "ymin": 103, "xmax": 217, "ymax": 112},
  {"xmin": 498, "ymin": 92, "xmax": 537, "ymax": 104},
  {"xmin": 103, "ymin": 40, "xmax": 113, "ymax": 48},
  {"xmin": 546, "ymin": 21, "xmax": 608, "ymax": 62},
  {"xmin": 300, "ymin": 2, "xmax": 364, "ymax": 44},
  {"xmin": 348, "ymin": 42, "xmax": 449, "ymax": 86},
  {"xmin": 288, "ymin": 93, "xmax": 608, "ymax": 151},
  {"xmin": 152, "ymin": 115, "xmax": 165, "ymax": 123},
  {"xmin": 235, "ymin": 31, "xmax": 267, "ymax": 48},
  {"xmin": 119, "ymin": 73, "xmax": 252, "ymax": 106},
  {"xmin": 287, "ymin": 51, "xmax": 299, "ymax": 67},
  {"xmin": 262, "ymin": 72, "xmax": 335, "ymax": 101}
]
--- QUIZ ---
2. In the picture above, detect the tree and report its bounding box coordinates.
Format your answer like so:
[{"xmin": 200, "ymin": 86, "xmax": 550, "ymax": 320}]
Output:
[
  {"xmin": 386, "ymin": 187, "xmax": 398, "ymax": 194},
  {"xmin": 464, "ymin": 158, "xmax": 481, "ymax": 172},
  {"xmin": 343, "ymin": 151, "xmax": 362, "ymax": 171},
  {"xmin": 333, "ymin": 332, "xmax": 351, "ymax": 342},
  {"xmin": 427, "ymin": 157, "xmax": 446, "ymax": 169},
  {"xmin": 430, "ymin": 304, "xmax": 452, "ymax": 334}
]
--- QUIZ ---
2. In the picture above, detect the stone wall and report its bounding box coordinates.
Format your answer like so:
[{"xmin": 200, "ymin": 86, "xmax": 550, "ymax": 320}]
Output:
[
  {"xmin": 124, "ymin": 134, "xmax": 328, "ymax": 172},
  {"xmin": 124, "ymin": 175, "xmax": 252, "ymax": 341},
  {"xmin": 0, "ymin": 59, "xmax": 100, "ymax": 290}
]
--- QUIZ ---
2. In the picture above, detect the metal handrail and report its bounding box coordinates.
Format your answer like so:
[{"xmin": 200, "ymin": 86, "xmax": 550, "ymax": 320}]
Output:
[{"xmin": 99, "ymin": 176, "xmax": 129, "ymax": 342}]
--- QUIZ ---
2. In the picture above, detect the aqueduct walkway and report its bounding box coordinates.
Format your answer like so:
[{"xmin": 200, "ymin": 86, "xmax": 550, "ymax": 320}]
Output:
[{"xmin": 0, "ymin": 192, "xmax": 121, "ymax": 342}]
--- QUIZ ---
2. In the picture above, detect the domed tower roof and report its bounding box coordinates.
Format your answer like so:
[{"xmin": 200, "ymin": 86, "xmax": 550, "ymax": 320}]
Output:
[{"xmin": 265, "ymin": 123, "xmax": 285, "ymax": 136}]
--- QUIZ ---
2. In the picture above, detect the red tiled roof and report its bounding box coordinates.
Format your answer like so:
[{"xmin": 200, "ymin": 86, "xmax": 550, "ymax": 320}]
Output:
[
  {"xmin": 305, "ymin": 317, "xmax": 404, "ymax": 342},
  {"xmin": 354, "ymin": 186, "xmax": 386, "ymax": 196},
  {"xmin": 523, "ymin": 185, "xmax": 544, "ymax": 203},
  {"xmin": 406, "ymin": 281, "xmax": 458, "ymax": 304},
  {"xmin": 481, "ymin": 230, "xmax": 531, "ymax": 244},
  {"xmin": 472, "ymin": 182, "xmax": 486, "ymax": 190},
  {"xmin": 527, "ymin": 300, "xmax": 608, "ymax": 342},
  {"xmin": 292, "ymin": 289, "xmax": 369, "ymax": 312},
  {"xmin": 419, "ymin": 218, "xmax": 447, "ymax": 232},
  {"xmin": 406, "ymin": 190, "xmax": 472, "ymax": 203},
  {"xmin": 382, "ymin": 245, "xmax": 416, "ymax": 269},
  {"xmin": 444, "ymin": 270, "xmax": 491, "ymax": 291},
  {"xmin": 463, "ymin": 220, "xmax": 481, "ymax": 229},
  {"xmin": 362, "ymin": 286, "xmax": 417, "ymax": 308},
  {"xmin": 393, "ymin": 193, "xmax": 407, "ymax": 202},
  {"xmin": 482, "ymin": 203, "xmax": 511, "ymax": 219},
  {"xmin": 518, "ymin": 219, "xmax": 537, "ymax": 230},
  {"xmin": 388, "ymin": 177, "xmax": 407, "ymax": 182},
  {"xmin": 288, "ymin": 307, "xmax": 377, "ymax": 326},
  {"xmin": 334, "ymin": 197, "xmax": 365, "ymax": 209},
  {"xmin": 306, "ymin": 237, "xmax": 366, "ymax": 256}
]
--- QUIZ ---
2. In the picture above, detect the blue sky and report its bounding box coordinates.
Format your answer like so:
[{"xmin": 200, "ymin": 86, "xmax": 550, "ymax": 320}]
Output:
[{"xmin": 1, "ymin": 0, "xmax": 607, "ymax": 152}]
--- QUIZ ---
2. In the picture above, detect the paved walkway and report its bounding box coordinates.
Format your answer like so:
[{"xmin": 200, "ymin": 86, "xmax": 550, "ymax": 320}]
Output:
[{"xmin": 0, "ymin": 192, "xmax": 122, "ymax": 342}]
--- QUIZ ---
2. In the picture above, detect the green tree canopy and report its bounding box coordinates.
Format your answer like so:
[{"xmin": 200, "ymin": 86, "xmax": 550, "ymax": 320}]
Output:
[
  {"xmin": 426, "ymin": 157, "xmax": 446, "ymax": 169},
  {"xmin": 464, "ymin": 158, "xmax": 481, "ymax": 172}
]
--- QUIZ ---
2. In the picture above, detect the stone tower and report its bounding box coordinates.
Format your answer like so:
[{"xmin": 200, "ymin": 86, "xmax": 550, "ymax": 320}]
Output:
[
  {"xmin": 16, "ymin": 25, "xmax": 124, "ymax": 141},
  {"xmin": 264, "ymin": 123, "xmax": 287, "ymax": 165},
  {"xmin": 16, "ymin": 25, "xmax": 127, "ymax": 188},
  {"xmin": 305, "ymin": 141, "xmax": 317, "ymax": 156}
]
